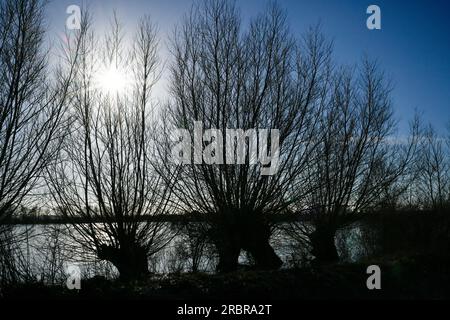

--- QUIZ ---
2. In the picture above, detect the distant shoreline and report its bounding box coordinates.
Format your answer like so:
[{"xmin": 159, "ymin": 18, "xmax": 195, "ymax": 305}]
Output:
[{"xmin": 1, "ymin": 213, "xmax": 305, "ymax": 225}]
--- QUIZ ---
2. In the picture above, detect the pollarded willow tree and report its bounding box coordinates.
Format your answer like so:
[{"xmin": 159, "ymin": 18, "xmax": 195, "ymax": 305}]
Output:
[
  {"xmin": 162, "ymin": 0, "xmax": 332, "ymax": 272},
  {"xmin": 47, "ymin": 13, "xmax": 177, "ymax": 280},
  {"xmin": 291, "ymin": 60, "xmax": 419, "ymax": 263}
]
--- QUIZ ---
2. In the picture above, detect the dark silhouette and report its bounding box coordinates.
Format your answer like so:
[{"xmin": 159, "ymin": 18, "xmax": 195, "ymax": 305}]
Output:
[
  {"xmin": 46, "ymin": 13, "xmax": 176, "ymax": 280},
  {"xmin": 291, "ymin": 61, "xmax": 419, "ymax": 263},
  {"xmin": 0, "ymin": 0, "xmax": 449, "ymax": 301},
  {"xmin": 162, "ymin": 0, "xmax": 331, "ymax": 272},
  {"xmin": 0, "ymin": 0, "xmax": 83, "ymax": 284}
]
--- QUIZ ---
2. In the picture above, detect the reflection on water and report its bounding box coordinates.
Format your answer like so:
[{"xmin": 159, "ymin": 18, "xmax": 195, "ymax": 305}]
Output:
[{"xmin": 7, "ymin": 222, "xmax": 374, "ymax": 285}]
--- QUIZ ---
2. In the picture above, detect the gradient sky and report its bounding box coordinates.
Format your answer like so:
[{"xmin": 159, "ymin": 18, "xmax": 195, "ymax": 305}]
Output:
[{"xmin": 45, "ymin": 0, "xmax": 450, "ymax": 134}]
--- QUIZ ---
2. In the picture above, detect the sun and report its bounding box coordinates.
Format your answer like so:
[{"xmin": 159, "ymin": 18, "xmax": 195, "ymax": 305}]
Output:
[{"xmin": 96, "ymin": 65, "xmax": 128, "ymax": 95}]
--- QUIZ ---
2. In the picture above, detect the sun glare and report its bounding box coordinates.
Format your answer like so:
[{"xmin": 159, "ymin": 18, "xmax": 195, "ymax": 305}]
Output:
[{"xmin": 96, "ymin": 66, "xmax": 127, "ymax": 94}]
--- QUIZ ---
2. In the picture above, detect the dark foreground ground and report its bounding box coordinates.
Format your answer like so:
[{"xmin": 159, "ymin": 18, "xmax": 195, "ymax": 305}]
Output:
[{"xmin": 2, "ymin": 255, "xmax": 450, "ymax": 300}]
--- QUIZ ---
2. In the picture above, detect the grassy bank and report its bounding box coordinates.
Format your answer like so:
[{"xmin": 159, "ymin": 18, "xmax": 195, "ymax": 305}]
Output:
[{"xmin": 2, "ymin": 254, "xmax": 449, "ymax": 300}]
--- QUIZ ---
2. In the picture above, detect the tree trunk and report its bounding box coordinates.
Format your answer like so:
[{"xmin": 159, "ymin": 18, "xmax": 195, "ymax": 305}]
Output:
[
  {"xmin": 213, "ymin": 226, "xmax": 241, "ymax": 273},
  {"xmin": 242, "ymin": 221, "xmax": 282, "ymax": 270},
  {"xmin": 310, "ymin": 225, "xmax": 339, "ymax": 264},
  {"xmin": 212, "ymin": 212, "xmax": 283, "ymax": 272},
  {"xmin": 215, "ymin": 242, "xmax": 241, "ymax": 273},
  {"xmin": 98, "ymin": 243, "xmax": 149, "ymax": 281}
]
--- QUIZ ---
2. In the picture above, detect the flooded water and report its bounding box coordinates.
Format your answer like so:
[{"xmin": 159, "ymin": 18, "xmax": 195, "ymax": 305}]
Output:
[{"xmin": 4, "ymin": 222, "xmax": 375, "ymax": 285}]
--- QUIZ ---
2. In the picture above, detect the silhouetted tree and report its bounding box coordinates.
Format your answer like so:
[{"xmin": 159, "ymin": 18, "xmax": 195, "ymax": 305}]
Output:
[
  {"xmin": 413, "ymin": 124, "xmax": 449, "ymax": 210},
  {"xmin": 0, "ymin": 0, "xmax": 84, "ymax": 285},
  {"xmin": 47, "ymin": 13, "xmax": 176, "ymax": 280},
  {"xmin": 163, "ymin": 0, "xmax": 331, "ymax": 272},
  {"xmin": 294, "ymin": 60, "xmax": 419, "ymax": 263},
  {"xmin": 0, "ymin": 0, "xmax": 82, "ymax": 222}
]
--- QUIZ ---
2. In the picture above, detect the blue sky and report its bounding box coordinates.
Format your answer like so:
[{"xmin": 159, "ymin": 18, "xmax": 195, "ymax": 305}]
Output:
[{"xmin": 45, "ymin": 0, "xmax": 450, "ymax": 134}]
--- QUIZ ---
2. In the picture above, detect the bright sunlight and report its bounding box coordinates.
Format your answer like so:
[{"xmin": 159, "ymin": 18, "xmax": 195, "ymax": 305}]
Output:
[{"xmin": 96, "ymin": 65, "xmax": 128, "ymax": 94}]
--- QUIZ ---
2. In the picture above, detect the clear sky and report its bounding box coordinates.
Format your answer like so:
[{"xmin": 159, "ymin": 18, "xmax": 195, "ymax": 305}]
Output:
[{"xmin": 45, "ymin": 0, "xmax": 450, "ymax": 134}]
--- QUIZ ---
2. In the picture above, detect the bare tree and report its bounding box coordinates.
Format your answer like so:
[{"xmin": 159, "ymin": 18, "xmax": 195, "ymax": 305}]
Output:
[
  {"xmin": 162, "ymin": 0, "xmax": 331, "ymax": 272},
  {"xmin": 413, "ymin": 124, "xmax": 449, "ymax": 210},
  {"xmin": 0, "ymin": 0, "xmax": 82, "ymax": 222},
  {"xmin": 46, "ymin": 14, "xmax": 176, "ymax": 280},
  {"xmin": 0, "ymin": 0, "xmax": 85, "ymax": 286},
  {"xmin": 293, "ymin": 60, "xmax": 419, "ymax": 263}
]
